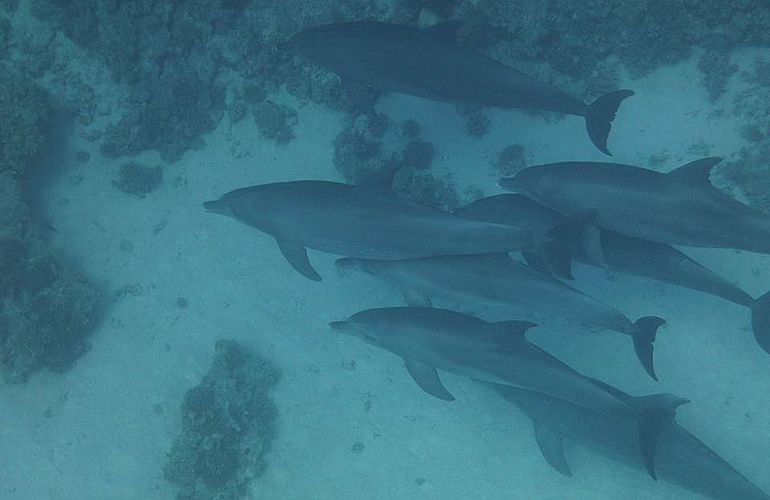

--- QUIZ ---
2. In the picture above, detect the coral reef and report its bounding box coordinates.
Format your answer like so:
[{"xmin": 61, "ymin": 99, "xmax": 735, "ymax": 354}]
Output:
[
  {"xmin": 714, "ymin": 56, "xmax": 770, "ymax": 212},
  {"xmin": 464, "ymin": 1, "xmax": 770, "ymax": 81},
  {"xmin": 0, "ymin": 72, "xmax": 50, "ymax": 176},
  {"xmin": 252, "ymin": 100, "xmax": 298, "ymax": 144},
  {"xmin": 0, "ymin": 69, "xmax": 100, "ymax": 383},
  {"xmin": 402, "ymin": 139, "xmax": 434, "ymax": 170},
  {"xmin": 164, "ymin": 340, "xmax": 280, "ymax": 500},
  {"xmin": 493, "ymin": 144, "xmax": 527, "ymax": 177},
  {"xmin": 459, "ymin": 105, "xmax": 490, "ymax": 138},
  {"xmin": 113, "ymin": 162, "xmax": 163, "ymax": 197},
  {"xmin": 30, "ymin": 0, "xmax": 387, "ymax": 161},
  {"xmin": 0, "ymin": 242, "xmax": 98, "ymax": 383},
  {"xmin": 332, "ymin": 112, "xmax": 455, "ymax": 208}
]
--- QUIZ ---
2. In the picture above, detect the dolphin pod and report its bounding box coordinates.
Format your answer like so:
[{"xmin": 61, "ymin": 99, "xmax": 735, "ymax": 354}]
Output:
[
  {"xmin": 330, "ymin": 306, "xmax": 678, "ymax": 479},
  {"xmin": 491, "ymin": 380, "xmax": 770, "ymax": 500},
  {"xmin": 335, "ymin": 253, "xmax": 664, "ymax": 381},
  {"xmin": 455, "ymin": 193, "xmax": 770, "ymax": 355},
  {"xmin": 502, "ymin": 157, "xmax": 770, "ymax": 256},
  {"xmin": 204, "ymin": 179, "xmax": 542, "ymax": 281},
  {"xmin": 285, "ymin": 21, "xmax": 633, "ymax": 155},
  {"xmin": 201, "ymin": 18, "xmax": 769, "ymax": 500}
]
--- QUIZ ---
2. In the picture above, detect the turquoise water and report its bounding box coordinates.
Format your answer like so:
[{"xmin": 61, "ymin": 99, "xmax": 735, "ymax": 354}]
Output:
[{"xmin": 1, "ymin": 2, "xmax": 769, "ymax": 499}]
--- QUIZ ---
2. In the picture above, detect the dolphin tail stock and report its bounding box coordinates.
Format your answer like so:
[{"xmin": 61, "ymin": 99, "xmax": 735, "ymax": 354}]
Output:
[
  {"xmin": 751, "ymin": 291, "xmax": 770, "ymax": 354},
  {"xmin": 584, "ymin": 89, "xmax": 634, "ymax": 155},
  {"xmin": 632, "ymin": 393, "xmax": 690, "ymax": 480},
  {"xmin": 631, "ymin": 316, "xmax": 666, "ymax": 382}
]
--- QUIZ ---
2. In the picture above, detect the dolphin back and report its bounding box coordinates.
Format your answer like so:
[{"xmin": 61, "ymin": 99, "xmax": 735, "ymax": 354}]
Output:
[{"xmin": 495, "ymin": 384, "xmax": 770, "ymax": 500}]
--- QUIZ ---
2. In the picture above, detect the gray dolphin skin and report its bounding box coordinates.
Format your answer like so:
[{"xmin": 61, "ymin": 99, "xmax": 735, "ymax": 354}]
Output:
[
  {"xmin": 454, "ymin": 193, "xmax": 770, "ymax": 354},
  {"xmin": 329, "ymin": 306, "xmax": 681, "ymax": 479},
  {"xmin": 286, "ymin": 21, "xmax": 633, "ymax": 155},
  {"xmin": 492, "ymin": 381, "xmax": 770, "ymax": 500},
  {"xmin": 335, "ymin": 253, "xmax": 664, "ymax": 380},
  {"xmin": 203, "ymin": 180, "xmax": 540, "ymax": 281},
  {"xmin": 501, "ymin": 157, "xmax": 770, "ymax": 256}
]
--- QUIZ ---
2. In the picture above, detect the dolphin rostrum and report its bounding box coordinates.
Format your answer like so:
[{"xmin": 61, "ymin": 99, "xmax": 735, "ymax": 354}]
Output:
[
  {"xmin": 454, "ymin": 193, "xmax": 770, "ymax": 354},
  {"xmin": 286, "ymin": 21, "xmax": 633, "ymax": 155},
  {"xmin": 492, "ymin": 380, "xmax": 769, "ymax": 499},
  {"xmin": 203, "ymin": 179, "xmax": 542, "ymax": 281},
  {"xmin": 336, "ymin": 253, "xmax": 664, "ymax": 380},
  {"xmin": 330, "ymin": 306, "xmax": 680, "ymax": 479},
  {"xmin": 501, "ymin": 157, "xmax": 770, "ymax": 256}
]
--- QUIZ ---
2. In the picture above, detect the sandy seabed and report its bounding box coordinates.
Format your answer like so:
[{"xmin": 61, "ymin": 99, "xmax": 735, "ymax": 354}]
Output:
[{"xmin": 1, "ymin": 46, "xmax": 769, "ymax": 500}]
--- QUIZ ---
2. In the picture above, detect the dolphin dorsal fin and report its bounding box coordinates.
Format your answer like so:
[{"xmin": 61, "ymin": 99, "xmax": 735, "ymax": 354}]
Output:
[
  {"xmin": 493, "ymin": 320, "xmax": 538, "ymax": 336},
  {"xmin": 635, "ymin": 393, "xmax": 690, "ymax": 480},
  {"xmin": 357, "ymin": 164, "xmax": 400, "ymax": 194},
  {"xmin": 491, "ymin": 321, "xmax": 537, "ymax": 352},
  {"xmin": 423, "ymin": 21, "xmax": 462, "ymax": 43},
  {"xmin": 664, "ymin": 157, "xmax": 722, "ymax": 186},
  {"xmin": 533, "ymin": 422, "xmax": 572, "ymax": 476}
]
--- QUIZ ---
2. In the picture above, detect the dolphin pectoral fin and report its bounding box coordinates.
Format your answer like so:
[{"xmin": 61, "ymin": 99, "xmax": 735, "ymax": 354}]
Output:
[
  {"xmin": 632, "ymin": 316, "xmax": 665, "ymax": 381},
  {"xmin": 401, "ymin": 289, "xmax": 432, "ymax": 307},
  {"xmin": 276, "ymin": 239, "xmax": 321, "ymax": 281},
  {"xmin": 634, "ymin": 394, "xmax": 690, "ymax": 481},
  {"xmin": 541, "ymin": 241, "xmax": 573, "ymax": 280},
  {"xmin": 664, "ymin": 157, "xmax": 722, "ymax": 187},
  {"xmin": 533, "ymin": 422, "xmax": 572, "ymax": 477},
  {"xmin": 580, "ymin": 224, "xmax": 608, "ymax": 268},
  {"xmin": 404, "ymin": 360, "xmax": 455, "ymax": 401},
  {"xmin": 522, "ymin": 250, "xmax": 551, "ymax": 275},
  {"xmin": 750, "ymin": 291, "xmax": 770, "ymax": 354},
  {"xmin": 584, "ymin": 89, "xmax": 634, "ymax": 155}
]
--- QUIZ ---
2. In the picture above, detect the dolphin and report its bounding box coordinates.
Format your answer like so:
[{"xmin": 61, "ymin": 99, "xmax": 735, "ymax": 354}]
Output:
[
  {"xmin": 329, "ymin": 306, "xmax": 681, "ymax": 478},
  {"xmin": 285, "ymin": 21, "xmax": 633, "ymax": 155},
  {"xmin": 491, "ymin": 381, "xmax": 769, "ymax": 500},
  {"xmin": 454, "ymin": 193, "xmax": 770, "ymax": 354},
  {"xmin": 336, "ymin": 253, "xmax": 664, "ymax": 380},
  {"xmin": 203, "ymin": 180, "xmax": 542, "ymax": 281},
  {"xmin": 500, "ymin": 157, "xmax": 770, "ymax": 256}
]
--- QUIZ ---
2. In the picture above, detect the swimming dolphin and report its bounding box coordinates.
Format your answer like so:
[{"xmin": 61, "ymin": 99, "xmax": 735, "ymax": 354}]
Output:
[
  {"xmin": 330, "ymin": 306, "xmax": 680, "ymax": 478},
  {"xmin": 492, "ymin": 381, "xmax": 769, "ymax": 500},
  {"xmin": 203, "ymin": 180, "xmax": 542, "ymax": 281},
  {"xmin": 455, "ymin": 193, "xmax": 770, "ymax": 354},
  {"xmin": 501, "ymin": 157, "xmax": 770, "ymax": 256},
  {"xmin": 336, "ymin": 253, "xmax": 664, "ymax": 380},
  {"xmin": 286, "ymin": 21, "xmax": 633, "ymax": 155}
]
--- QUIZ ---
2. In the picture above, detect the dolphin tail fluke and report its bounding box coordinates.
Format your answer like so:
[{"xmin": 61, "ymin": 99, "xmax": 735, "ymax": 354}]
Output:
[
  {"xmin": 634, "ymin": 393, "xmax": 690, "ymax": 480},
  {"xmin": 750, "ymin": 291, "xmax": 770, "ymax": 354},
  {"xmin": 584, "ymin": 90, "xmax": 634, "ymax": 155},
  {"xmin": 632, "ymin": 316, "xmax": 666, "ymax": 381}
]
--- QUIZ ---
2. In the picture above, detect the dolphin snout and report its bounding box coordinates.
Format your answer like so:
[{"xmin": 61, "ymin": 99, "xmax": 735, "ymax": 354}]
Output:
[
  {"xmin": 329, "ymin": 320, "xmax": 351, "ymax": 332},
  {"xmin": 203, "ymin": 199, "xmax": 228, "ymax": 214},
  {"xmin": 497, "ymin": 177, "xmax": 518, "ymax": 191}
]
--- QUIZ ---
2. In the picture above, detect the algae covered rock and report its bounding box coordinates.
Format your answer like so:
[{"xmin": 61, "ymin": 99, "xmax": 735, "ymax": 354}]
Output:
[
  {"xmin": 0, "ymin": 240, "xmax": 99, "ymax": 383},
  {"xmin": 164, "ymin": 340, "xmax": 281, "ymax": 500},
  {"xmin": 0, "ymin": 71, "xmax": 50, "ymax": 175},
  {"xmin": 0, "ymin": 69, "xmax": 100, "ymax": 383}
]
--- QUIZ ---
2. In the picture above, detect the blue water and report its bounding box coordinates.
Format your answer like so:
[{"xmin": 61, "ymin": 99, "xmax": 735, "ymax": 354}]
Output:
[{"xmin": 1, "ymin": 2, "xmax": 769, "ymax": 499}]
